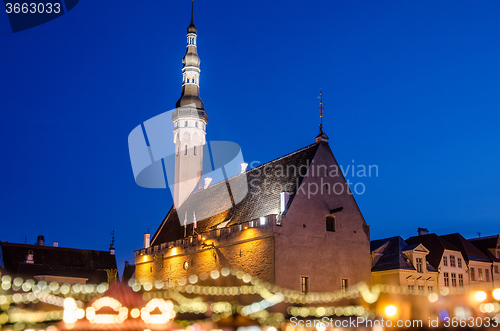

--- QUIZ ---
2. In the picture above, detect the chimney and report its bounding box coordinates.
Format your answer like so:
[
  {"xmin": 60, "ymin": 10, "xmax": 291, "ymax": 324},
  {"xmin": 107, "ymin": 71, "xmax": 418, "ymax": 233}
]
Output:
[
  {"xmin": 280, "ymin": 192, "xmax": 290, "ymax": 213},
  {"xmin": 52, "ymin": 242, "xmax": 58, "ymax": 247},
  {"xmin": 204, "ymin": 177, "xmax": 212, "ymax": 189},
  {"xmin": 241, "ymin": 162, "xmax": 248, "ymax": 173},
  {"xmin": 418, "ymin": 228, "xmax": 429, "ymax": 236},
  {"xmin": 125, "ymin": 261, "xmax": 129, "ymax": 267},
  {"xmin": 144, "ymin": 232, "xmax": 150, "ymax": 249},
  {"xmin": 37, "ymin": 235, "xmax": 44, "ymax": 246}
]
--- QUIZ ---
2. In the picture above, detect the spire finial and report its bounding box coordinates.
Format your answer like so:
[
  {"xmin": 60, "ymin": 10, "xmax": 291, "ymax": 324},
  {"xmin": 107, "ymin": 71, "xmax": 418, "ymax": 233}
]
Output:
[
  {"xmin": 318, "ymin": 89, "xmax": 324, "ymax": 135},
  {"xmin": 190, "ymin": 0, "xmax": 194, "ymax": 26}
]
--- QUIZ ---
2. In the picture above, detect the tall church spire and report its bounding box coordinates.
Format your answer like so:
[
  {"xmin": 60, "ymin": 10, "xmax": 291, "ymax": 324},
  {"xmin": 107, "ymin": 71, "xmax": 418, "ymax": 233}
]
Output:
[
  {"xmin": 172, "ymin": 2, "xmax": 208, "ymax": 208},
  {"xmin": 175, "ymin": 0, "xmax": 205, "ymax": 112}
]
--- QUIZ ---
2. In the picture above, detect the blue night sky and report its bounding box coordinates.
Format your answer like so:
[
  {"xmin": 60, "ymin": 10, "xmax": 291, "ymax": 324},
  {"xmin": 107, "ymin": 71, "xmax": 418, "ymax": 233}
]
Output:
[{"xmin": 1, "ymin": 0, "xmax": 499, "ymax": 272}]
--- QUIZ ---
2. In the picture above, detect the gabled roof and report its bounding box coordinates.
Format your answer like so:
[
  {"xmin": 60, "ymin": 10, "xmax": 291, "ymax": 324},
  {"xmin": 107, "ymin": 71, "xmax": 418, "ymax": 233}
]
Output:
[
  {"xmin": 121, "ymin": 263, "xmax": 135, "ymax": 284},
  {"xmin": 439, "ymin": 233, "xmax": 493, "ymax": 263},
  {"xmin": 469, "ymin": 235, "xmax": 500, "ymax": 262},
  {"xmin": 370, "ymin": 236, "xmax": 436, "ymax": 272},
  {"xmin": 405, "ymin": 233, "xmax": 460, "ymax": 270},
  {"xmin": 151, "ymin": 143, "xmax": 320, "ymax": 246},
  {"xmin": 0, "ymin": 242, "xmax": 117, "ymax": 284}
]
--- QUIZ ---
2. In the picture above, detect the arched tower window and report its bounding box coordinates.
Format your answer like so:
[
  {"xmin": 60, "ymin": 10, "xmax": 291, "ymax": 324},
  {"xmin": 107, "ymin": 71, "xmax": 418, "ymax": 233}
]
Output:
[{"xmin": 326, "ymin": 216, "xmax": 335, "ymax": 232}]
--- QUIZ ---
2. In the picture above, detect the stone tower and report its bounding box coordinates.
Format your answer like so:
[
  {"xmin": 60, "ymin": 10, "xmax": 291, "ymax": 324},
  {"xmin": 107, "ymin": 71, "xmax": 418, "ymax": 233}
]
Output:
[{"xmin": 172, "ymin": 2, "xmax": 208, "ymax": 208}]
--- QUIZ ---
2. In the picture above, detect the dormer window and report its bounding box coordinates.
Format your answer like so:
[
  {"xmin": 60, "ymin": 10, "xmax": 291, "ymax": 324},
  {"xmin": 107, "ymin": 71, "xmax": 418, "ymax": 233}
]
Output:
[
  {"xmin": 416, "ymin": 257, "xmax": 423, "ymax": 273},
  {"xmin": 458, "ymin": 257, "xmax": 462, "ymax": 268},
  {"xmin": 443, "ymin": 256, "xmax": 448, "ymax": 267},
  {"xmin": 25, "ymin": 250, "xmax": 34, "ymax": 264},
  {"xmin": 450, "ymin": 255, "xmax": 456, "ymax": 267}
]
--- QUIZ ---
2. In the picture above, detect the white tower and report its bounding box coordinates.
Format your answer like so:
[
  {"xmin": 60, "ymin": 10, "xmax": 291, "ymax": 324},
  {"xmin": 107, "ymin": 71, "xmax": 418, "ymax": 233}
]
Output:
[{"xmin": 172, "ymin": 2, "xmax": 208, "ymax": 208}]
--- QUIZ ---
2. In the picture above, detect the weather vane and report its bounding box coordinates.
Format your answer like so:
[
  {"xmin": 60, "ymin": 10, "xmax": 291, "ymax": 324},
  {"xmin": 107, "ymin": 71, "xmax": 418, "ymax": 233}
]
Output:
[{"xmin": 317, "ymin": 89, "xmax": 324, "ymax": 135}]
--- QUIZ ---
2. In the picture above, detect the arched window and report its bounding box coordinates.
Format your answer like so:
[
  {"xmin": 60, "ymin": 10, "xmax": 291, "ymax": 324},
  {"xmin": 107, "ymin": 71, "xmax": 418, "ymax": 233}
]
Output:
[
  {"xmin": 184, "ymin": 145, "xmax": 187, "ymax": 155},
  {"xmin": 326, "ymin": 216, "xmax": 335, "ymax": 232},
  {"xmin": 193, "ymin": 145, "xmax": 196, "ymax": 156}
]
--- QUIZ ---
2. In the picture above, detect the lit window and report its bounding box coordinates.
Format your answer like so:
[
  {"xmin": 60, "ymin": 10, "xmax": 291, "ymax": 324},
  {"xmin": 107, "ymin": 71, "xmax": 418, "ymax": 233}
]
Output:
[
  {"xmin": 260, "ymin": 217, "xmax": 266, "ymax": 226},
  {"xmin": 418, "ymin": 286, "xmax": 424, "ymax": 294},
  {"xmin": 450, "ymin": 255, "xmax": 456, "ymax": 267},
  {"xmin": 459, "ymin": 274, "xmax": 464, "ymax": 287},
  {"xmin": 495, "ymin": 265, "xmax": 499, "ymax": 274},
  {"xmin": 326, "ymin": 216, "xmax": 335, "ymax": 232},
  {"xmin": 416, "ymin": 258, "xmax": 423, "ymax": 273},
  {"xmin": 444, "ymin": 272, "xmax": 449, "ymax": 287},
  {"xmin": 408, "ymin": 285, "xmax": 414, "ymax": 293},
  {"xmin": 471, "ymin": 268, "xmax": 475, "ymax": 281},
  {"xmin": 458, "ymin": 257, "xmax": 462, "ymax": 268},
  {"xmin": 443, "ymin": 256, "xmax": 448, "ymax": 267},
  {"xmin": 341, "ymin": 279, "xmax": 348, "ymax": 295},
  {"xmin": 451, "ymin": 273, "xmax": 457, "ymax": 287},
  {"xmin": 485, "ymin": 269, "xmax": 490, "ymax": 282},
  {"xmin": 428, "ymin": 286, "xmax": 434, "ymax": 293},
  {"xmin": 301, "ymin": 277, "xmax": 308, "ymax": 294},
  {"xmin": 183, "ymin": 261, "xmax": 188, "ymax": 270},
  {"xmin": 479, "ymin": 268, "xmax": 483, "ymax": 281}
]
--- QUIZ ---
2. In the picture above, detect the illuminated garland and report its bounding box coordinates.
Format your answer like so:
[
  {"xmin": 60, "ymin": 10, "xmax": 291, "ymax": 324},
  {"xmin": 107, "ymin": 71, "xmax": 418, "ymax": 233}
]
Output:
[{"xmin": 2, "ymin": 269, "xmax": 500, "ymax": 328}]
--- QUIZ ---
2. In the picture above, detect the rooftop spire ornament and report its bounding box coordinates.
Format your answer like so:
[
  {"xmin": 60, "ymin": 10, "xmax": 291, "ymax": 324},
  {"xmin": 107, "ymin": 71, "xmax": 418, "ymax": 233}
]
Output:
[{"xmin": 318, "ymin": 90, "xmax": 324, "ymax": 135}]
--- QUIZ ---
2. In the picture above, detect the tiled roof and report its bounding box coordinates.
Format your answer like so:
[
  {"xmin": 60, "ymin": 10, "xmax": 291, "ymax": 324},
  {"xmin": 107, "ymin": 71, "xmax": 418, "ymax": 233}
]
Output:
[
  {"xmin": 469, "ymin": 235, "xmax": 500, "ymax": 262},
  {"xmin": 0, "ymin": 242, "xmax": 117, "ymax": 284},
  {"xmin": 405, "ymin": 233, "xmax": 460, "ymax": 270},
  {"xmin": 440, "ymin": 233, "xmax": 491, "ymax": 263},
  {"xmin": 151, "ymin": 143, "xmax": 320, "ymax": 246},
  {"xmin": 371, "ymin": 236, "xmax": 415, "ymax": 272},
  {"xmin": 371, "ymin": 236, "xmax": 436, "ymax": 272}
]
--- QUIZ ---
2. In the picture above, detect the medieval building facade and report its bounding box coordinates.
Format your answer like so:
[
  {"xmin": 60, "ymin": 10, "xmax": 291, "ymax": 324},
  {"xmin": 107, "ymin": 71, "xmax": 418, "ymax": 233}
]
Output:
[{"xmin": 133, "ymin": 7, "xmax": 372, "ymax": 293}]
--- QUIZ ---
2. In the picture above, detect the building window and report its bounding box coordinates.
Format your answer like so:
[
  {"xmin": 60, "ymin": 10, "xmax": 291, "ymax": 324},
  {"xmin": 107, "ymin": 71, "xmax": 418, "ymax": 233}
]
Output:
[
  {"xmin": 485, "ymin": 269, "xmax": 490, "ymax": 282},
  {"xmin": 444, "ymin": 272, "xmax": 449, "ymax": 287},
  {"xmin": 416, "ymin": 258, "xmax": 423, "ymax": 273},
  {"xmin": 459, "ymin": 274, "xmax": 464, "ymax": 287},
  {"xmin": 458, "ymin": 257, "xmax": 462, "ymax": 268},
  {"xmin": 301, "ymin": 277, "xmax": 308, "ymax": 294},
  {"xmin": 326, "ymin": 216, "xmax": 335, "ymax": 232},
  {"xmin": 418, "ymin": 286, "xmax": 424, "ymax": 294},
  {"xmin": 479, "ymin": 268, "xmax": 483, "ymax": 281},
  {"xmin": 185, "ymin": 121, "xmax": 188, "ymax": 127},
  {"xmin": 183, "ymin": 261, "xmax": 189, "ymax": 271},
  {"xmin": 408, "ymin": 285, "xmax": 415, "ymax": 293},
  {"xmin": 184, "ymin": 145, "xmax": 187, "ymax": 155},
  {"xmin": 428, "ymin": 286, "xmax": 434, "ymax": 293},
  {"xmin": 495, "ymin": 265, "xmax": 499, "ymax": 274},
  {"xmin": 471, "ymin": 267, "xmax": 475, "ymax": 281},
  {"xmin": 341, "ymin": 279, "xmax": 348, "ymax": 295},
  {"xmin": 450, "ymin": 255, "xmax": 456, "ymax": 267},
  {"xmin": 193, "ymin": 145, "xmax": 196, "ymax": 156},
  {"xmin": 443, "ymin": 256, "xmax": 448, "ymax": 267},
  {"xmin": 451, "ymin": 273, "xmax": 457, "ymax": 287}
]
